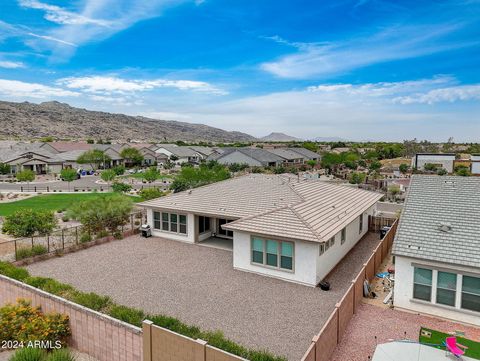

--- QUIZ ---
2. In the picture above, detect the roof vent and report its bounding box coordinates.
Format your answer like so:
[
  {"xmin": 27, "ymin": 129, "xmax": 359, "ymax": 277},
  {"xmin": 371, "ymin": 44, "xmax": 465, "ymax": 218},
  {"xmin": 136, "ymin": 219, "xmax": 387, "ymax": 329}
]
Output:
[
  {"xmin": 444, "ymin": 180, "xmax": 456, "ymax": 187},
  {"xmin": 438, "ymin": 222, "xmax": 452, "ymax": 233},
  {"xmin": 188, "ymin": 190, "xmax": 192, "ymax": 194}
]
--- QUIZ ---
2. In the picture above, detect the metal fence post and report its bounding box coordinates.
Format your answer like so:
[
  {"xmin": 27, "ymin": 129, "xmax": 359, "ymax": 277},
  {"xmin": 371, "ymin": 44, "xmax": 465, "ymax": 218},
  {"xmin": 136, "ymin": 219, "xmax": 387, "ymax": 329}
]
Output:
[
  {"xmin": 61, "ymin": 229, "xmax": 65, "ymax": 250},
  {"xmin": 75, "ymin": 226, "xmax": 78, "ymax": 245},
  {"xmin": 14, "ymin": 239, "xmax": 17, "ymax": 260},
  {"xmin": 31, "ymin": 237, "xmax": 34, "ymax": 249},
  {"xmin": 47, "ymin": 235, "xmax": 50, "ymax": 253}
]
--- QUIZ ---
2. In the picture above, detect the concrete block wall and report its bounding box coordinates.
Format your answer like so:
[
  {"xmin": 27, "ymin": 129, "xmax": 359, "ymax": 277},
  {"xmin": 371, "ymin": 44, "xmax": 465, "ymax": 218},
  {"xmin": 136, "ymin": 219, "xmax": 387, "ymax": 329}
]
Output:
[{"xmin": 0, "ymin": 275, "xmax": 142, "ymax": 361}]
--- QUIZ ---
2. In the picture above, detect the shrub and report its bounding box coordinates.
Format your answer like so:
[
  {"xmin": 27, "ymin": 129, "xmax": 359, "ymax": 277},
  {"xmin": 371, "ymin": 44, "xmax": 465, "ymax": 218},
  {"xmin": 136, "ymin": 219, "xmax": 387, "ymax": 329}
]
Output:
[
  {"xmin": 32, "ymin": 244, "xmax": 48, "ymax": 256},
  {"xmin": 44, "ymin": 349, "xmax": 76, "ymax": 361},
  {"xmin": 138, "ymin": 187, "xmax": 164, "ymax": 200},
  {"xmin": 8, "ymin": 347, "xmax": 46, "ymax": 361},
  {"xmin": 109, "ymin": 305, "xmax": 145, "ymax": 326},
  {"xmin": 96, "ymin": 230, "xmax": 109, "ymax": 239},
  {"xmin": 70, "ymin": 292, "xmax": 112, "ymax": 312},
  {"xmin": 16, "ymin": 247, "xmax": 34, "ymax": 260},
  {"xmin": 79, "ymin": 233, "xmax": 92, "ymax": 243},
  {"xmin": 0, "ymin": 299, "xmax": 70, "ymax": 348},
  {"xmin": 113, "ymin": 231, "xmax": 123, "ymax": 239},
  {"xmin": 61, "ymin": 215, "xmax": 70, "ymax": 222},
  {"xmin": 111, "ymin": 182, "xmax": 132, "ymax": 193},
  {"xmin": 112, "ymin": 165, "xmax": 126, "ymax": 175},
  {"xmin": 2, "ymin": 209, "xmax": 57, "ymax": 237},
  {"xmin": 16, "ymin": 169, "xmax": 36, "ymax": 183},
  {"xmin": 0, "ymin": 261, "xmax": 29, "ymax": 281}
]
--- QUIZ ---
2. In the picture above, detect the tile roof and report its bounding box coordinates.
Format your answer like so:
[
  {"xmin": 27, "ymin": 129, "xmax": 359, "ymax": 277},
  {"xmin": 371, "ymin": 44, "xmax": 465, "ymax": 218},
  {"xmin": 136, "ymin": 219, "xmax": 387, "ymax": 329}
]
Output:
[
  {"xmin": 287, "ymin": 147, "xmax": 320, "ymax": 159},
  {"xmin": 49, "ymin": 142, "xmax": 93, "ymax": 152},
  {"xmin": 392, "ymin": 175, "xmax": 480, "ymax": 269},
  {"xmin": 156, "ymin": 145, "xmax": 198, "ymax": 157},
  {"xmin": 213, "ymin": 148, "xmax": 284, "ymax": 163},
  {"xmin": 139, "ymin": 174, "xmax": 382, "ymax": 243},
  {"xmin": 267, "ymin": 148, "xmax": 304, "ymax": 160}
]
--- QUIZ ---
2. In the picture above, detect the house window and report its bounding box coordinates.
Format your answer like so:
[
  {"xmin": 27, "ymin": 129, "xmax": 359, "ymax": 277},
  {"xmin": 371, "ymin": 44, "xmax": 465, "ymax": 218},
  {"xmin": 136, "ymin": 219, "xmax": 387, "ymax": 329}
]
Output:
[
  {"xmin": 413, "ymin": 267, "xmax": 432, "ymax": 301},
  {"xmin": 359, "ymin": 214, "xmax": 364, "ymax": 234},
  {"xmin": 218, "ymin": 218, "xmax": 233, "ymax": 238},
  {"xmin": 329, "ymin": 236, "xmax": 335, "ymax": 247},
  {"xmin": 198, "ymin": 216, "xmax": 211, "ymax": 234},
  {"xmin": 461, "ymin": 275, "xmax": 480, "ymax": 312},
  {"xmin": 341, "ymin": 228, "xmax": 346, "ymax": 245},
  {"xmin": 436, "ymin": 271, "xmax": 457, "ymax": 306},
  {"xmin": 154, "ymin": 211, "xmax": 187, "ymax": 235},
  {"xmin": 251, "ymin": 237, "xmax": 294, "ymax": 271},
  {"xmin": 153, "ymin": 211, "xmax": 161, "ymax": 230},
  {"xmin": 319, "ymin": 243, "xmax": 325, "ymax": 256}
]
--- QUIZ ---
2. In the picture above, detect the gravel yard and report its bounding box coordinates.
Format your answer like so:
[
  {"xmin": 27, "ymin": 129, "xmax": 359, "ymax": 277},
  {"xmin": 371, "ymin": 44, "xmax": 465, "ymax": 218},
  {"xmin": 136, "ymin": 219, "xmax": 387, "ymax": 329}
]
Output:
[{"xmin": 27, "ymin": 232, "xmax": 381, "ymax": 361}]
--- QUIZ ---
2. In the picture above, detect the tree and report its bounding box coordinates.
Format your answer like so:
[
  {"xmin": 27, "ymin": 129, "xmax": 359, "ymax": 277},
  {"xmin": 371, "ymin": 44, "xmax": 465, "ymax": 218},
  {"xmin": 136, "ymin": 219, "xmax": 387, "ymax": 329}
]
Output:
[
  {"xmin": 0, "ymin": 163, "xmax": 11, "ymax": 175},
  {"xmin": 368, "ymin": 160, "xmax": 382, "ymax": 172},
  {"xmin": 143, "ymin": 167, "xmax": 161, "ymax": 183},
  {"xmin": 60, "ymin": 168, "xmax": 78, "ymax": 191},
  {"xmin": 170, "ymin": 163, "xmax": 230, "ymax": 193},
  {"xmin": 306, "ymin": 160, "xmax": 316, "ymax": 168},
  {"xmin": 2, "ymin": 209, "xmax": 57, "ymax": 237},
  {"xmin": 86, "ymin": 139, "xmax": 94, "ymax": 144},
  {"xmin": 321, "ymin": 153, "xmax": 342, "ymax": 171},
  {"xmin": 349, "ymin": 172, "xmax": 366, "ymax": 184},
  {"xmin": 139, "ymin": 187, "xmax": 165, "ymax": 200},
  {"xmin": 111, "ymin": 182, "xmax": 132, "ymax": 193},
  {"xmin": 388, "ymin": 185, "xmax": 401, "ymax": 201},
  {"xmin": 76, "ymin": 149, "xmax": 111, "ymax": 170},
  {"xmin": 399, "ymin": 163, "xmax": 409, "ymax": 174},
  {"xmin": 120, "ymin": 147, "xmax": 144, "ymax": 167},
  {"xmin": 16, "ymin": 169, "xmax": 35, "ymax": 183},
  {"xmin": 423, "ymin": 163, "xmax": 438, "ymax": 172},
  {"xmin": 100, "ymin": 169, "xmax": 116, "ymax": 184},
  {"xmin": 302, "ymin": 142, "xmax": 318, "ymax": 152},
  {"xmin": 67, "ymin": 194, "xmax": 133, "ymax": 234},
  {"xmin": 112, "ymin": 165, "xmax": 126, "ymax": 176}
]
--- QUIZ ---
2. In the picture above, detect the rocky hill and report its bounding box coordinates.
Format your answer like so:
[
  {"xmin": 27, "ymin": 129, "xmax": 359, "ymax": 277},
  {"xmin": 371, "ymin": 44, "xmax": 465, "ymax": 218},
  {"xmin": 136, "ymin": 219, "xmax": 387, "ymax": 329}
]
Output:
[
  {"xmin": 260, "ymin": 132, "xmax": 302, "ymax": 142},
  {"xmin": 0, "ymin": 100, "xmax": 255, "ymax": 142}
]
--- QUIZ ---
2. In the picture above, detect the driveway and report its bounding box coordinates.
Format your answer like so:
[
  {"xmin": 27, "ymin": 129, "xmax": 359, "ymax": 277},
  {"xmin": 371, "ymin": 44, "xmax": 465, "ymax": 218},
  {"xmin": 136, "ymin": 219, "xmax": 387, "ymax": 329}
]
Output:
[{"xmin": 27, "ymin": 233, "xmax": 381, "ymax": 360}]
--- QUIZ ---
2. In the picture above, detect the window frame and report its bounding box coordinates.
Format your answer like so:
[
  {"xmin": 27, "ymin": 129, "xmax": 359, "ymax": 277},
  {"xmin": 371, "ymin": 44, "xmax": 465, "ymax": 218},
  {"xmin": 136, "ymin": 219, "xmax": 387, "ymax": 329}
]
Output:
[
  {"xmin": 341, "ymin": 228, "xmax": 346, "ymax": 245},
  {"xmin": 198, "ymin": 215, "xmax": 211, "ymax": 234},
  {"xmin": 436, "ymin": 271, "xmax": 457, "ymax": 307},
  {"xmin": 461, "ymin": 275, "xmax": 480, "ymax": 313},
  {"xmin": 359, "ymin": 214, "xmax": 364, "ymax": 234},
  {"xmin": 250, "ymin": 236, "xmax": 294, "ymax": 272},
  {"xmin": 153, "ymin": 210, "xmax": 188, "ymax": 235},
  {"xmin": 413, "ymin": 267, "xmax": 433, "ymax": 302}
]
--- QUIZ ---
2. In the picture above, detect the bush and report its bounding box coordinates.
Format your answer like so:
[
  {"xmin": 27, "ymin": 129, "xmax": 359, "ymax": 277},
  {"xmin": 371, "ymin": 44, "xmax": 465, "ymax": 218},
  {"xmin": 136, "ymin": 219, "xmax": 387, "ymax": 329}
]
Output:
[
  {"xmin": 70, "ymin": 292, "xmax": 112, "ymax": 312},
  {"xmin": 2, "ymin": 209, "xmax": 57, "ymax": 237},
  {"xmin": 15, "ymin": 247, "xmax": 34, "ymax": 260},
  {"xmin": 109, "ymin": 305, "xmax": 145, "ymax": 326},
  {"xmin": 0, "ymin": 261, "xmax": 29, "ymax": 281},
  {"xmin": 61, "ymin": 215, "xmax": 70, "ymax": 222},
  {"xmin": 111, "ymin": 182, "xmax": 132, "ymax": 193},
  {"xmin": 0, "ymin": 299, "xmax": 70, "ymax": 348},
  {"xmin": 96, "ymin": 230, "xmax": 109, "ymax": 239},
  {"xmin": 79, "ymin": 233, "xmax": 92, "ymax": 243},
  {"xmin": 112, "ymin": 165, "xmax": 126, "ymax": 176},
  {"xmin": 32, "ymin": 244, "xmax": 48, "ymax": 256},
  {"xmin": 9, "ymin": 347, "xmax": 46, "ymax": 361},
  {"xmin": 138, "ymin": 187, "xmax": 165, "ymax": 200},
  {"xmin": 44, "ymin": 349, "xmax": 76, "ymax": 361},
  {"xmin": 113, "ymin": 231, "xmax": 123, "ymax": 239}
]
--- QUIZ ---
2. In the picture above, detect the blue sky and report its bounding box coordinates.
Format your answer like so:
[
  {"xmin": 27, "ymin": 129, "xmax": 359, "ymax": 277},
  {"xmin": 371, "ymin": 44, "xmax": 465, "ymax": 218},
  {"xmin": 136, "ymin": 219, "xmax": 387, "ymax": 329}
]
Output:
[{"xmin": 0, "ymin": 0, "xmax": 479, "ymax": 141}]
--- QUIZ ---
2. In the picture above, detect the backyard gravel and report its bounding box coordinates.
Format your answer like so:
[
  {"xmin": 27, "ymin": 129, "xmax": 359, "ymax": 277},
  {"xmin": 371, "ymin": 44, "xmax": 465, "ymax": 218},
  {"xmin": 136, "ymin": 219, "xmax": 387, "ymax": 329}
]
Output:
[{"xmin": 27, "ymin": 233, "xmax": 381, "ymax": 361}]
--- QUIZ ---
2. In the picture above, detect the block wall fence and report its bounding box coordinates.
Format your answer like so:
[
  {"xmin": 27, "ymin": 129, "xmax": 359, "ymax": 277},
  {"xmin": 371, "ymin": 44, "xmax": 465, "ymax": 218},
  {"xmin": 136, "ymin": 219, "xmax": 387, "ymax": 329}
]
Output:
[{"xmin": 300, "ymin": 220, "xmax": 398, "ymax": 361}]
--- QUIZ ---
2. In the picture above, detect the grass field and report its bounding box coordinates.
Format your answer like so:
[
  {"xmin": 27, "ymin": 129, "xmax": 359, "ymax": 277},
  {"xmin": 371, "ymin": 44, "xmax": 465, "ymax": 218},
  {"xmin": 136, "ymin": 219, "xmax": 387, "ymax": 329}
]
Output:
[
  {"xmin": 0, "ymin": 193, "xmax": 140, "ymax": 216},
  {"xmin": 419, "ymin": 327, "xmax": 480, "ymax": 359}
]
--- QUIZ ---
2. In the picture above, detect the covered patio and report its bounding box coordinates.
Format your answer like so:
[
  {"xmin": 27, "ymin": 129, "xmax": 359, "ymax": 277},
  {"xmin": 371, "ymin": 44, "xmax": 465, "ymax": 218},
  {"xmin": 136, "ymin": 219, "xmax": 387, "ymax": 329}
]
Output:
[{"xmin": 198, "ymin": 236, "xmax": 233, "ymax": 251}]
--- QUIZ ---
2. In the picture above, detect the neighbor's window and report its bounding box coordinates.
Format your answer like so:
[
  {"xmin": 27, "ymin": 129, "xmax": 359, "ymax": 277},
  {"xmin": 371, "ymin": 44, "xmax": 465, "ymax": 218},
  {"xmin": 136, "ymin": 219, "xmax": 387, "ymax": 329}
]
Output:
[
  {"xmin": 153, "ymin": 211, "xmax": 161, "ymax": 230},
  {"xmin": 198, "ymin": 216, "xmax": 211, "ymax": 234},
  {"xmin": 413, "ymin": 267, "xmax": 432, "ymax": 301},
  {"xmin": 157, "ymin": 211, "xmax": 187, "ymax": 235},
  {"xmin": 341, "ymin": 228, "xmax": 346, "ymax": 245},
  {"xmin": 436, "ymin": 271, "xmax": 457, "ymax": 307},
  {"xmin": 251, "ymin": 237, "xmax": 293, "ymax": 271},
  {"xmin": 359, "ymin": 214, "xmax": 364, "ymax": 233},
  {"xmin": 461, "ymin": 275, "xmax": 480, "ymax": 312}
]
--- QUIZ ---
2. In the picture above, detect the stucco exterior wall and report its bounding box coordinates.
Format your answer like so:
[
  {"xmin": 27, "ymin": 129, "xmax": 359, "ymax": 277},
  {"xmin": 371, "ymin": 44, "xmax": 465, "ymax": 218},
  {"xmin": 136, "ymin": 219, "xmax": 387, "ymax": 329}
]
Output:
[
  {"xmin": 147, "ymin": 208, "xmax": 196, "ymax": 243},
  {"xmin": 315, "ymin": 204, "xmax": 375, "ymax": 283},
  {"xmin": 471, "ymin": 155, "xmax": 480, "ymax": 175},
  {"xmin": 414, "ymin": 155, "xmax": 455, "ymax": 173},
  {"xmin": 232, "ymin": 230, "xmax": 318, "ymax": 286},
  {"xmin": 394, "ymin": 256, "xmax": 480, "ymax": 326}
]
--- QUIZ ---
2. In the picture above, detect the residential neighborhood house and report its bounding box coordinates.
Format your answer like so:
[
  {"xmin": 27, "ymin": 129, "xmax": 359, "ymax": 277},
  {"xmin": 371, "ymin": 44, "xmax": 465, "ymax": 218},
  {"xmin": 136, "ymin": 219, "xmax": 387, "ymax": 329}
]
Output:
[
  {"xmin": 139, "ymin": 174, "xmax": 382, "ymax": 286},
  {"xmin": 392, "ymin": 175, "xmax": 480, "ymax": 325}
]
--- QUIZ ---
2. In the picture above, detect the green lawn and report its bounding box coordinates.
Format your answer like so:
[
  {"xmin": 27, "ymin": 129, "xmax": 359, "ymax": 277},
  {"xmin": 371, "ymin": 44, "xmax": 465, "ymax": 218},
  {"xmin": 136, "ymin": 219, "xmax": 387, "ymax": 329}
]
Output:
[
  {"xmin": 0, "ymin": 193, "xmax": 140, "ymax": 216},
  {"xmin": 419, "ymin": 327, "xmax": 480, "ymax": 359}
]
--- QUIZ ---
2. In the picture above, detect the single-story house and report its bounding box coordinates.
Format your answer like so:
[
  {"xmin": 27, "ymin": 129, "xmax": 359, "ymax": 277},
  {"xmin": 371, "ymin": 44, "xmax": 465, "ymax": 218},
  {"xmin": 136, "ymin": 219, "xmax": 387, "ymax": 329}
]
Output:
[
  {"xmin": 392, "ymin": 175, "xmax": 480, "ymax": 325},
  {"xmin": 266, "ymin": 148, "xmax": 304, "ymax": 164},
  {"xmin": 211, "ymin": 148, "xmax": 284, "ymax": 167},
  {"xmin": 411, "ymin": 153, "xmax": 456, "ymax": 173},
  {"xmin": 0, "ymin": 144, "xmax": 64, "ymax": 174},
  {"xmin": 139, "ymin": 174, "xmax": 382, "ymax": 286},
  {"xmin": 288, "ymin": 147, "xmax": 320, "ymax": 161},
  {"xmin": 155, "ymin": 145, "xmax": 200, "ymax": 164},
  {"xmin": 189, "ymin": 146, "xmax": 219, "ymax": 160}
]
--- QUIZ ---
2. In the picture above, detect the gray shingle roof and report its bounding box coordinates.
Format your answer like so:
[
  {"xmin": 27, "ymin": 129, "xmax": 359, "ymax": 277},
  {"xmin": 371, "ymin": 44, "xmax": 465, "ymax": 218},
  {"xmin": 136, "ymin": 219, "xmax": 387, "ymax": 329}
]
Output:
[
  {"xmin": 267, "ymin": 148, "xmax": 304, "ymax": 160},
  {"xmin": 392, "ymin": 175, "xmax": 480, "ymax": 269},
  {"xmin": 288, "ymin": 147, "xmax": 320, "ymax": 160}
]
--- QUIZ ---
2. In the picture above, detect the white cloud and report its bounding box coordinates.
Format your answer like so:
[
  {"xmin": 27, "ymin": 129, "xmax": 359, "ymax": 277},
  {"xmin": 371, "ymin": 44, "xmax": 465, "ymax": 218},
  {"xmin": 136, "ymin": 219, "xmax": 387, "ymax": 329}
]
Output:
[
  {"xmin": 18, "ymin": 0, "xmax": 111, "ymax": 26},
  {"xmin": 393, "ymin": 85, "xmax": 480, "ymax": 104},
  {"xmin": 261, "ymin": 24, "xmax": 475, "ymax": 79},
  {"xmin": 0, "ymin": 61, "xmax": 25, "ymax": 69},
  {"xmin": 27, "ymin": 32, "xmax": 77, "ymax": 47},
  {"xmin": 57, "ymin": 76, "xmax": 227, "ymax": 95},
  {"xmin": 0, "ymin": 79, "xmax": 79, "ymax": 98}
]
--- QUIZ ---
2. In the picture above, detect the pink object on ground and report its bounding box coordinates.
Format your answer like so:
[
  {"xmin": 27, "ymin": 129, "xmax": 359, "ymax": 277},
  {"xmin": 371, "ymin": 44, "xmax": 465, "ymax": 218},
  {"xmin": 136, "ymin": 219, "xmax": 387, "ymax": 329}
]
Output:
[{"xmin": 446, "ymin": 336, "xmax": 467, "ymax": 357}]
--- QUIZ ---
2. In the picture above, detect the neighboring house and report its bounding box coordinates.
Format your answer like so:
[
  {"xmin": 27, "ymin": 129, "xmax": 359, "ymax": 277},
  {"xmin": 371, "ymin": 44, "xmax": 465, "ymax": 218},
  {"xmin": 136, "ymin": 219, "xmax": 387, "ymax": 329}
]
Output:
[
  {"xmin": 288, "ymin": 147, "xmax": 320, "ymax": 161},
  {"xmin": 188, "ymin": 146, "xmax": 219, "ymax": 160},
  {"xmin": 0, "ymin": 146, "xmax": 64, "ymax": 174},
  {"xmin": 155, "ymin": 145, "xmax": 200, "ymax": 164},
  {"xmin": 139, "ymin": 174, "xmax": 382, "ymax": 286},
  {"xmin": 266, "ymin": 148, "xmax": 304, "ymax": 164},
  {"xmin": 411, "ymin": 153, "xmax": 456, "ymax": 173},
  {"xmin": 211, "ymin": 148, "xmax": 284, "ymax": 167},
  {"xmin": 392, "ymin": 176, "xmax": 480, "ymax": 325},
  {"xmin": 472, "ymin": 155, "xmax": 480, "ymax": 175},
  {"xmin": 331, "ymin": 147, "xmax": 351, "ymax": 154},
  {"xmin": 41, "ymin": 141, "xmax": 93, "ymax": 154}
]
